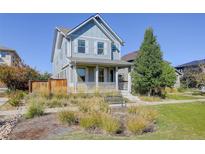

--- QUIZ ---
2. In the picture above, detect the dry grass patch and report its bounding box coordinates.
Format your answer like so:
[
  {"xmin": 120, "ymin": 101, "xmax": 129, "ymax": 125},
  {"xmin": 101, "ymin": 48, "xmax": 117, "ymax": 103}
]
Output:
[{"xmin": 58, "ymin": 111, "xmax": 78, "ymax": 125}]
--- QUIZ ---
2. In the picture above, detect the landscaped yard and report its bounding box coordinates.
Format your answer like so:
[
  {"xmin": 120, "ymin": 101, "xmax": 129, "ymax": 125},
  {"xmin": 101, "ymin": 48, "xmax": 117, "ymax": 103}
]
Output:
[
  {"xmin": 51, "ymin": 102, "xmax": 205, "ymax": 140},
  {"xmin": 2, "ymin": 90, "xmax": 205, "ymax": 140}
]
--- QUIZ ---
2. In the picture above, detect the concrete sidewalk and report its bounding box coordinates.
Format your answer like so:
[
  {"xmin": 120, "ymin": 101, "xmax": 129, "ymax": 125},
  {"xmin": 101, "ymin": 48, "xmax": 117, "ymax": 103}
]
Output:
[{"xmin": 110, "ymin": 98, "xmax": 205, "ymax": 107}]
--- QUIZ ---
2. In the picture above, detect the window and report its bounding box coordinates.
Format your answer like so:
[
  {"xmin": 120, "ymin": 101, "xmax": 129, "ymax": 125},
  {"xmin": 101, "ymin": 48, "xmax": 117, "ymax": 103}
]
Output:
[
  {"xmin": 112, "ymin": 44, "xmax": 116, "ymax": 52},
  {"xmin": 0, "ymin": 51, "xmax": 8, "ymax": 57},
  {"xmin": 78, "ymin": 40, "xmax": 85, "ymax": 53},
  {"xmin": 97, "ymin": 42, "xmax": 104, "ymax": 55},
  {"xmin": 110, "ymin": 69, "xmax": 114, "ymax": 82},
  {"xmin": 99, "ymin": 68, "xmax": 104, "ymax": 82},
  {"xmin": 77, "ymin": 68, "xmax": 86, "ymax": 82}
]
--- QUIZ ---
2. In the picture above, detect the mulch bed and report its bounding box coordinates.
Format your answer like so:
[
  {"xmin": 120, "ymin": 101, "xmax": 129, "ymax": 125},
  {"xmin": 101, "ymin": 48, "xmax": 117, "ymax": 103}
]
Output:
[{"xmin": 8, "ymin": 114, "xmax": 74, "ymax": 140}]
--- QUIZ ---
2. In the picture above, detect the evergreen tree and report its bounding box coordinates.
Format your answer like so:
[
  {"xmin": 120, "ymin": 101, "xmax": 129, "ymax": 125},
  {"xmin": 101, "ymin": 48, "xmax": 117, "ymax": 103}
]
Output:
[
  {"xmin": 160, "ymin": 61, "xmax": 176, "ymax": 88},
  {"xmin": 132, "ymin": 28, "xmax": 169, "ymax": 96}
]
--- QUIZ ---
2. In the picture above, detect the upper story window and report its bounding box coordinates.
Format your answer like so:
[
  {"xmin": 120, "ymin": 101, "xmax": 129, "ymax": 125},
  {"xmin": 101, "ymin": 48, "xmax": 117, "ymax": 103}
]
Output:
[
  {"xmin": 0, "ymin": 51, "xmax": 8, "ymax": 57},
  {"xmin": 97, "ymin": 42, "xmax": 104, "ymax": 55},
  {"xmin": 78, "ymin": 40, "xmax": 85, "ymax": 53}
]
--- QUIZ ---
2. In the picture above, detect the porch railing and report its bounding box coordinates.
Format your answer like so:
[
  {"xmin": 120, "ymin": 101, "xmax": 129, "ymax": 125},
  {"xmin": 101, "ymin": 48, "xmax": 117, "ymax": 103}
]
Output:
[{"xmin": 77, "ymin": 82, "xmax": 116, "ymax": 92}]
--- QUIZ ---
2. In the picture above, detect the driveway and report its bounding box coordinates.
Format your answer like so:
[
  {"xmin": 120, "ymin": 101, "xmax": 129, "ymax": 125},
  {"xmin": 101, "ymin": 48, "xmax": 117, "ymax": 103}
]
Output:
[{"xmin": 0, "ymin": 98, "xmax": 8, "ymax": 106}]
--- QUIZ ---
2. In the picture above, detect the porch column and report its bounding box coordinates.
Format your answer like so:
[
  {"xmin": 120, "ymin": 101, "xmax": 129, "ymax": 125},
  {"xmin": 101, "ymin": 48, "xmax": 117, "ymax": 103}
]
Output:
[
  {"xmin": 73, "ymin": 64, "xmax": 77, "ymax": 93},
  {"xmin": 127, "ymin": 66, "xmax": 132, "ymax": 93},
  {"xmin": 96, "ymin": 65, "xmax": 99, "ymax": 89},
  {"xmin": 115, "ymin": 66, "xmax": 118, "ymax": 90}
]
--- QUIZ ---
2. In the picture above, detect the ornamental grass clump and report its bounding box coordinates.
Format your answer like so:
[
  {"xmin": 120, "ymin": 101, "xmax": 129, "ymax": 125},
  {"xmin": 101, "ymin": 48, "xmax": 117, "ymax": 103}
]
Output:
[
  {"xmin": 100, "ymin": 113, "xmax": 121, "ymax": 134},
  {"xmin": 127, "ymin": 115, "xmax": 148, "ymax": 134},
  {"xmin": 79, "ymin": 97, "xmax": 109, "ymax": 113},
  {"xmin": 8, "ymin": 90, "xmax": 26, "ymax": 107},
  {"xmin": 79, "ymin": 113, "xmax": 101, "ymax": 130},
  {"xmin": 127, "ymin": 106, "xmax": 158, "ymax": 122},
  {"xmin": 25, "ymin": 101, "xmax": 44, "ymax": 119},
  {"xmin": 58, "ymin": 111, "xmax": 78, "ymax": 125}
]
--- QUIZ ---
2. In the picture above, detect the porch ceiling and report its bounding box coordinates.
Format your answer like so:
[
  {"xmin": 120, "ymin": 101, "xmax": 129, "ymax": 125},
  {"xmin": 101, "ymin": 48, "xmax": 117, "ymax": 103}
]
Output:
[{"xmin": 68, "ymin": 57, "xmax": 133, "ymax": 67}]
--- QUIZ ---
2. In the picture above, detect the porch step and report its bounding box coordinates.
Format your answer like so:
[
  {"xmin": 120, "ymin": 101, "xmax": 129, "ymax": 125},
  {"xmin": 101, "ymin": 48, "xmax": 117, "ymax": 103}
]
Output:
[{"xmin": 120, "ymin": 91, "xmax": 140, "ymax": 103}]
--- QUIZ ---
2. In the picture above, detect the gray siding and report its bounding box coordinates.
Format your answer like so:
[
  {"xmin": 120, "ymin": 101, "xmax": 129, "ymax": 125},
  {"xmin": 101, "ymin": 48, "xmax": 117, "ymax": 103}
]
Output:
[{"xmin": 70, "ymin": 20, "xmax": 121, "ymax": 60}]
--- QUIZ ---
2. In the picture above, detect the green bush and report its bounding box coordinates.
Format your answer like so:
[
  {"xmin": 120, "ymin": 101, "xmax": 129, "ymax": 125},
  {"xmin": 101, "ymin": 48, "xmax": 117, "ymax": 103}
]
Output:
[
  {"xmin": 79, "ymin": 113, "xmax": 101, "ymax": 130},
  {"xmin": 100, "ymin": 114, "xmax": 120, "ymax": 134},
  {"xmin": 127, "ymin": 115, "xmax": 148, "ymax": 134},
  {"xmin": 58, "ymin": 111, "xmax": 78, "ymax": 125},
  {"xmin": 25, "ymin": 102, "xmax": 44, "ymax": 119}
]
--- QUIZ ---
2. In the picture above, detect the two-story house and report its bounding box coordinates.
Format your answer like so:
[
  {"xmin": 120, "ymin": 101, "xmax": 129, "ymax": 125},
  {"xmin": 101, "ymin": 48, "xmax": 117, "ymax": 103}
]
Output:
[
  {"xmin": 0, "ymin": 45, "xmax": 22, "ymax": 66},
  {"xmin": 51, "ymin": 14, "xmax": 132, "ymax": 93}
]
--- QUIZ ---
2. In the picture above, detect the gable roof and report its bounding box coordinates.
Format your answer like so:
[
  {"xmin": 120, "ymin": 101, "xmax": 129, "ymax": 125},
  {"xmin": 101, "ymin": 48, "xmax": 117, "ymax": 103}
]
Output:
[
  {"xmin": 176, "ymin": 59, "xmax": 205, "ymax": 68},
  {"xmin": 51, "ymin": 14, "xmax": 124, "ymax": 62},
  {"xmin": 122, "ymin": 51, "xmax": 139, "ymax": 61},
  {"xmin": 65, "ymin": 14, "xmax": 124, "ymax": 44},
  {"xmin": 57, "ymin": 27, "xmax": 71, "ymax": 35}
]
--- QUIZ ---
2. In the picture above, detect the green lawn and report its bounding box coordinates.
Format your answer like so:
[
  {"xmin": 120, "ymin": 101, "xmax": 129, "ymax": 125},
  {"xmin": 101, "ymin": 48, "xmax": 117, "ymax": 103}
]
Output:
[
  {"xmin": 165, "ymin": 93, "xmax": 205, "ymax": 100},
  {"xmin": 53, "ymin": 102, "xmax": 205, "ymax": 140}
]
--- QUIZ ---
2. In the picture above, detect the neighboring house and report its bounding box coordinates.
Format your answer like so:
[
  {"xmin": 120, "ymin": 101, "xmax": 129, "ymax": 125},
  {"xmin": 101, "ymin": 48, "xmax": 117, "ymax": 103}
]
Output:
[
  {"xmin": 175, "ymin": 59, "xmax": 205, "ymax": 73},
  {"xmin": 0, "ymin": 45, "xmax": 22, "ymax": 90},
  {"xmin": 0, "ymin": 45, "xmax": 22, "ymax": 66},
  {"xmin": 51, "ymin": 14, "xmax": 132, "ymax": 93},
  {"xmin": 121, "ymin": 51, "xmax": 182, "ymax": 88}
]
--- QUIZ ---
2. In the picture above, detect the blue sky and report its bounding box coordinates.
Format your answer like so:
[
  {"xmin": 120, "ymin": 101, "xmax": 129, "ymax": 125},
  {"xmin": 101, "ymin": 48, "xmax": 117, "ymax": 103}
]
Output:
[{"xmin": 0, "ymin": 13, "xmax": 205, "ymax": 73}]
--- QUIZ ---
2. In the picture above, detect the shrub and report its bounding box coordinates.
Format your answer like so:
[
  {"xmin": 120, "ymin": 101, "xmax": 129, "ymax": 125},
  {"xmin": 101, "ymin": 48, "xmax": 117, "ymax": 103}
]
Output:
[
  {"xmin": 127, "ymin": 115, "xmax": 148, "ymax": 134},
  {"xmin": 58, "ymin": 111, "xmax": 78, "ymax": 125},
  {"xmin": 25, "ymin": 102, "xmax": 44, "ymax": 119},
  {"xmin": 79, "ymin": 113, "xmax": 101, "ymax": 130},
  {"xmin": 100, "ymin": 114, "xmax": 120, "ymax": 134},
  {"xmin": 0, "ymin": 64, "xmax": 40, "ymax": 90}
]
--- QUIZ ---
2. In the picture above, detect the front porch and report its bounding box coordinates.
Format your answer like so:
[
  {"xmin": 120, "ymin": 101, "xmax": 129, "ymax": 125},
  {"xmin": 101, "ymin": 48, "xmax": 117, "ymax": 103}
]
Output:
[{"xmin": 66, "ymin": 58, "xmax": 132, "ymax": 93}]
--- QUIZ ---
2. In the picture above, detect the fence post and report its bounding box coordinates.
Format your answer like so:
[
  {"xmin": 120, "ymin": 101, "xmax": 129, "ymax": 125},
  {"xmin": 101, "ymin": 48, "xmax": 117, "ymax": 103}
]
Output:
[
  {"xmin": 29, "ymin": 80, "xmax": 32, "ymax": 93},
  {"xmin": 48, "ymin": 78, "xmax": 52, "ymax": 96}
]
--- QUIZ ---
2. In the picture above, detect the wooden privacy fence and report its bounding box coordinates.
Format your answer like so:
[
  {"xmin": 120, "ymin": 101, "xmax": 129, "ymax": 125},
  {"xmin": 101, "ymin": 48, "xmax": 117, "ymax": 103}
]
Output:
[{"xmin": 29, "ymin": 79, "xmax": 67, "ymax": 95}]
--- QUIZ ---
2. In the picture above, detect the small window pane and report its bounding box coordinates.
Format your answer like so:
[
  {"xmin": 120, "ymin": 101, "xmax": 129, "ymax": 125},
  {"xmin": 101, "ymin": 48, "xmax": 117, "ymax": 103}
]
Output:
[
  {"xmin": 77, "ymin": 68, "xmax": 85, "ymax": 82},
  {"xmin": 97, "ymin": 42, "xmax": 104, "ymax": 55},
  {"xmin": 78, "ymin": 40, "xmax": 85, "ymax": 53},
  {"xmin": 112, "ymin": 44, "xmax": 116, "ymax": 52}
]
